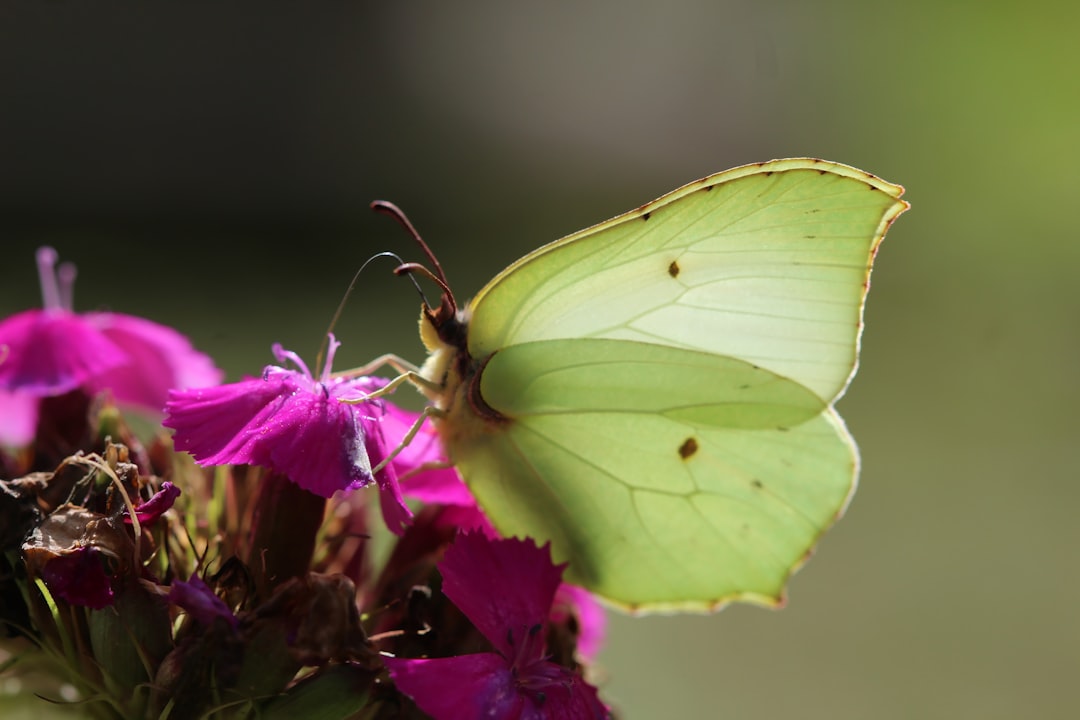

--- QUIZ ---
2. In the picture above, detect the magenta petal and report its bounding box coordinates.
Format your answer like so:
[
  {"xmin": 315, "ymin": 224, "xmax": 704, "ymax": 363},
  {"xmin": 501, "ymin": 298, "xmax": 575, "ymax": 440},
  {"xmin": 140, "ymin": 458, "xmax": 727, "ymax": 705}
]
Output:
[
  {"xmin": 386, "ymin": 653, "xmax": 523, "ymax": 720},
  {"xmin": 432, "ymin": 502, "xmax": 500, "ymax": 537},
  {"xmin": 124, "ymin": 481, "xmax": 181, "ymax": 525},
  {"xmin": 0, "ymin": 310, "xmax": 126, "ymax": 395},
  {"xmin": 388, "ymin": 653, "xmax": 607, "ymax": 720},
  {"xmin": 380, "ymin": 404, "xmax": 473, "ymax": 506},
  {"xmin": 360, "ymin": 413, "xmax": 412, "ymax": 534},
  {"xmin": 552, "ymin": 584, "xmax": 607, "ymax": 663},
  {"xmin": 440, "ymin": 534, "xmax": 565, "ymax": 658},
  {"xmin": 40, "ymin": 546, "xmax": 114, "ymax": 609},
  {"xmin": 165, "ymin": 375, "xmax": 375, "ymax": 499},
  {"xmin": 164, "ymin": 378, "xmax": 285, "ymax": 465},
  {"xmin": 522, "ymin": 667, "xmax": 609, "ymax": 720},
  {"xmin": 86, "ymin": 312, "xmax": 222, "ymax": 413},
  {"xmin": 0, "ymin": 389, "xmax": 40, "ymax": 446}
]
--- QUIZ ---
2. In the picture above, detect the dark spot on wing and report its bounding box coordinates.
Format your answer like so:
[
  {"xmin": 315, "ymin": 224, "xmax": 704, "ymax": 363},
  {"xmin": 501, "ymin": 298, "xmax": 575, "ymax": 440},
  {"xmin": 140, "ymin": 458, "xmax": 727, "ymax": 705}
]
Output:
[
  {"xmin": 804, "ymin": 235, "xmax": 816, "ymax": 239},
  {"xmin": 678, "ymin": 437, "xmax": 699, "ymax": 459},
  {"xmin": 642, "ymin": 211, "xmax": 651, "ymax": 221},
  {"xmin": 751, "ymin": 479, "xmax": 763, "ymax": 489},
  {"xmin": 668, "ymin": 260, "xmax": 680, "ymax": 278},
  {"xmin": 704, "ymin": 185, "xmax": 714, "ymax": 191}
]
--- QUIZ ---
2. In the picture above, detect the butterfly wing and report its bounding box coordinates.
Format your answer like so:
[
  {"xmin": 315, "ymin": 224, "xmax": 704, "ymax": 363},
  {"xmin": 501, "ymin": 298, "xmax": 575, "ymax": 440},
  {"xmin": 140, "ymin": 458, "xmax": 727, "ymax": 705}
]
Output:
[{"xmin": 435, "ymin": 159, "xmax": 907, "ymax": 610}]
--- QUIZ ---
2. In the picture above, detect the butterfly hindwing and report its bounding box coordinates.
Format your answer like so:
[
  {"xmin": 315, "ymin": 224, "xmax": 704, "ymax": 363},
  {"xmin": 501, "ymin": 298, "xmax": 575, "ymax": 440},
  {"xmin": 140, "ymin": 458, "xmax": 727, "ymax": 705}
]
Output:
[{"xmin": 454, "ymin": 338, "xmax": 853, "ymax": 610}]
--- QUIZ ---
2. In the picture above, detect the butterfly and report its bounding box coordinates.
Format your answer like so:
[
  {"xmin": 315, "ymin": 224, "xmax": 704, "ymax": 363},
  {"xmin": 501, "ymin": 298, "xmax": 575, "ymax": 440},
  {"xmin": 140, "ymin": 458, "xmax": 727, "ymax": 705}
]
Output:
[{"xmin": 396, "ymin": 158, "xmax": 908, "ymax": 612}]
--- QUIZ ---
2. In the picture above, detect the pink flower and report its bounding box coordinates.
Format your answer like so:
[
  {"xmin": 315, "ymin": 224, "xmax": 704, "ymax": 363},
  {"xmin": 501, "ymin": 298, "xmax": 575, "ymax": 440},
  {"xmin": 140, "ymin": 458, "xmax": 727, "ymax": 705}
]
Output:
[
  {"xmin": 385, "ymin": 533, "xmax": 609, "ymax": 719},
  {"xmin": 163, "ymin": 335, "xmax": 412, "ymax": 531},
  {"xmin": 381, "ymin": 403, "xmax": 498, "ymax": 535},
  {"xmin": 0, "ymin": 247, "xmax": 222, "ymax": 446}
]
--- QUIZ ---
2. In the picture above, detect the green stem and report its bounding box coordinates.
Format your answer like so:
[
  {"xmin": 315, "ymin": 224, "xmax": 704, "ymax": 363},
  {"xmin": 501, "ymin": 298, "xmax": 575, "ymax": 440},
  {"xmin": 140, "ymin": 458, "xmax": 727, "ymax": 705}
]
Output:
[{"xmin": 246, "ymin": 472, "xmax": 326, "ymax": 601}]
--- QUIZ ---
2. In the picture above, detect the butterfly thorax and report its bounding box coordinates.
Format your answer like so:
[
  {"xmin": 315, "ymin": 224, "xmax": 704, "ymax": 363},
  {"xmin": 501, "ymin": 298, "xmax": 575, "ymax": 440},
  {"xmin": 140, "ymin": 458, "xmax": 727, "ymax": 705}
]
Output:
[{"xmin": 418, "ymin": 305, "xmax": 509, "ymax": 453}]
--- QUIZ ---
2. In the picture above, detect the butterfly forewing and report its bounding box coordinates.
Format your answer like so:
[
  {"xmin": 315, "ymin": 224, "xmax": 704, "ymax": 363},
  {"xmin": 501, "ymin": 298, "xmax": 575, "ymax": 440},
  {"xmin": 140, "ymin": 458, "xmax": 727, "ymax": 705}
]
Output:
[{"xmin": 467, "ymin": 159, "xmax": 907, "ymax": 403}]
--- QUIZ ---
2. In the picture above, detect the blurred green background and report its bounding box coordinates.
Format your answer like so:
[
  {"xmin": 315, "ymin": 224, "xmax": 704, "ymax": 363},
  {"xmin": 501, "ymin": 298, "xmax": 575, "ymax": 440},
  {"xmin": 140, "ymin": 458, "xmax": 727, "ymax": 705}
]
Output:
[{"xmin": 2, "ymin": 2, "xmax": 1077, "ymax": 718}]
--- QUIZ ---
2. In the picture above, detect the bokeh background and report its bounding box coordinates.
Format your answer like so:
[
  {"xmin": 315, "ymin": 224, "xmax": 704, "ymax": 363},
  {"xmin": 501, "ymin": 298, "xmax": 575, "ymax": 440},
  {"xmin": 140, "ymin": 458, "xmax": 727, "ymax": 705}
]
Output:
[{"xmin": 2, "ymin": 2, "xmax": 1077, "ymax": 718}]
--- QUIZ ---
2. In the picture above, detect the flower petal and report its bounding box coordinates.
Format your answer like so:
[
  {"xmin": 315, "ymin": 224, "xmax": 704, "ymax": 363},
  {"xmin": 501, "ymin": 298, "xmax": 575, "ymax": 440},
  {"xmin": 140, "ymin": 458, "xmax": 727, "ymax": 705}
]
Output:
[
  {"xmin": 439, "ymin": 533, "xmax": 565, "ymax": 658},
  {"xmin": 124, "ymin": 481, "xmax": 181, "ymax": 525},
  {"xmin": 0, "ymin": 310, "xmax": 127, "ymax": 395},
  {"xmin": 0, "ymin": 389, "xmax": 40, "ymax": 446},
  {"xmin": 169, "ymin": 574, "xmax": 238, "ymax": 629},
  {"xmin": 40, "ymin": 546, "xmax": 114, "ymax": 609},
  {"xmin": 86, "ymin": 312, "xmax": 222, "ymax": 414},
  {"xmin": 378, "ymin": 404, "xmax": 472, "ymax": 503},
  {"xmin": 521, "ymin": 666, "xmax": 609, "ymax": 720},
  {"xmin": 552, "ymin": 583, "xmax": 607, "ymax": 663},
  {"xmin": 165, "ymin": 373, "xmax": 376, "ymax": 498},
  {"xmin": 362, "ymin": 419, "xmax": 413, "ymax": 535},
  {"xmin": 385, "ymin": 653, "xmax": 523, "ymax": 720}
]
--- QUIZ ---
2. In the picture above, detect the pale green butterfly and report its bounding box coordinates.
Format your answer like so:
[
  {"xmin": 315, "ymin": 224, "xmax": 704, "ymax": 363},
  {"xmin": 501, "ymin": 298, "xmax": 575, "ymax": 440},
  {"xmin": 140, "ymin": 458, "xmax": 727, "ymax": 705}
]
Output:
[{"xmin": 394, "ymin": 158, "xmax": 907, "ymax": 613}]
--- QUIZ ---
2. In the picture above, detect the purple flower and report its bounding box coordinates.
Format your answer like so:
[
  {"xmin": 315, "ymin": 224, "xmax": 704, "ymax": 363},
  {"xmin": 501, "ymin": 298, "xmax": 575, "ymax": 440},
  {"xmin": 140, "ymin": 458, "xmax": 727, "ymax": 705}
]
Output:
[
  {"xmin": 385, "ymin": 533, "xmax": 609, "ymax": 720},
  {"xmin": 169, "ymin": 573, "xmax": 238, "ymax": 629},
  {"xmin": 0, "ymin": 247, "xmax": 222, "ymax": 446},
  {"xmin": 163, "ymin": 335, "xmax": 411, "ymax": 530}
]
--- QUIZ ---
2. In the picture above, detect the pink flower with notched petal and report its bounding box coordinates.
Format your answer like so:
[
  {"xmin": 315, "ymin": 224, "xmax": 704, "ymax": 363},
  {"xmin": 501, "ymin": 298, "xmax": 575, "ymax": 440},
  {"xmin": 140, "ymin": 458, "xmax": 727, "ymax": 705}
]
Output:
[
  {"xmin": 385, "ymin": 533, "xmax": 609, "ymax": 720},
  {"xmin": 381, "ymin": 405, "xmax": 606, "ymax": 658},
  {"xmin": 0, "ymin": 247, "xmax": 222, "ymax": 446},
  {"xmin": 163, "ymin": 335, "xmax": 412, "ymax": 531}
]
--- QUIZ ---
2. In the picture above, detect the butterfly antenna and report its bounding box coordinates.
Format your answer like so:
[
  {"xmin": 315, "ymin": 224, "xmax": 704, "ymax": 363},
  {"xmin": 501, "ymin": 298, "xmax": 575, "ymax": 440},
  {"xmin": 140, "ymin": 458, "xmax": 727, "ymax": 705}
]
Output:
[
  {"xmin": 370, "ymin": 201, "xmax": 449, "ymax": 288},
  {"xmin": 371, "ymin": 200, "xmax": 459, "ymax": 322},
  {"xmin": 315, "ymin": 251, "xmax": 424, "ymax": 376}
]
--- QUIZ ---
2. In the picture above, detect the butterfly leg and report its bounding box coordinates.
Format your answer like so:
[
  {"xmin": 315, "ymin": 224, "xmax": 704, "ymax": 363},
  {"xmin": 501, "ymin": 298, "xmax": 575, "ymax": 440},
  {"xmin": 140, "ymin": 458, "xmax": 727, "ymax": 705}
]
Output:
[
  {"xmin": 331, "ymin": 352, "xmax": 423, "ymax": 379},
  {"xmin": 370, "ymin": 405, "xmax": 445, "ymax": 475}
]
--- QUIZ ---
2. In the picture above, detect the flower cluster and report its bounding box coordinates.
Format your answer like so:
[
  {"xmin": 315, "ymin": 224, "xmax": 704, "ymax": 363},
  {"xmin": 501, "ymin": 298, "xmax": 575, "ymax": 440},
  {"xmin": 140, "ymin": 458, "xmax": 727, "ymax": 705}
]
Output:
[{"xmin": 0, "ymin": 249, "xmax": 609, "ymax": 719}]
